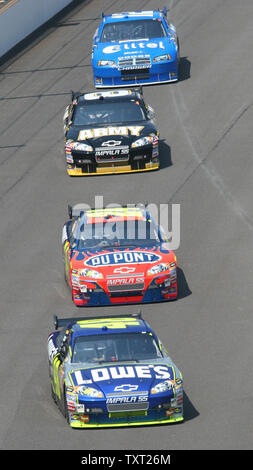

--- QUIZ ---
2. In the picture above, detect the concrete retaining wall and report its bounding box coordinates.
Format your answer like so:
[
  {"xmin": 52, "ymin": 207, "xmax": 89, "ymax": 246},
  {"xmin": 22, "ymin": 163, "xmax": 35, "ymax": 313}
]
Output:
[{"xmin": 0, "ymin": 0, "xmax": 77, "ymax": 58}]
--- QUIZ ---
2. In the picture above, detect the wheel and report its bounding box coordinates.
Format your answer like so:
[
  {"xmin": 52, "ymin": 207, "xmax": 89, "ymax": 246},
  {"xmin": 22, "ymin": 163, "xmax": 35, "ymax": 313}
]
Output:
[{"xmin": 63, "ymin": 388, "xmax": 70, "ymax": 425}]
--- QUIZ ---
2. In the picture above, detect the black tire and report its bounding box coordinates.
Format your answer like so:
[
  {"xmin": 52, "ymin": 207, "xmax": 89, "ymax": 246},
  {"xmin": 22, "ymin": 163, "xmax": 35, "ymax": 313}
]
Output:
[{"xmin": 63, "ymin": 388, "xmax": 70, "ymax": 425}]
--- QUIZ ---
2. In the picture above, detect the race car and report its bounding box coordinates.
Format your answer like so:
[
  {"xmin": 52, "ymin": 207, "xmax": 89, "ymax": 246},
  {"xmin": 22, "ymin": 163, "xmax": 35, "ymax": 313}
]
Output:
[
  {"xmin": 48, "ymin": 312, "xmax": 184, "ymax": 428},
  {"xmin": 92, "ymin": 8, "xmax": 180, "ymax": 88},
  {"xmin": 63, "ymin": 87, "xmax": 159, "ymax": 176},
  {"xmin": 62, "ymin": 204, "xmax": 178, "ymax": 307}
]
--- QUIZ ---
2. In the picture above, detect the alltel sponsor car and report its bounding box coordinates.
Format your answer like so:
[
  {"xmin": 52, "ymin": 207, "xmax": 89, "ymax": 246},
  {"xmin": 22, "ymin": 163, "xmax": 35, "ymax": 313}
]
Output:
[
  {"xmin": 92, "ymin": 9, "xmax": 180, "ymax": 88},
  {"xmin": 62, "ymin": 205, "xmax": 177, "ymax": 307},
  {"xmin": 48, "ymin": 313, "xmax": 184, "ymax": 428}
]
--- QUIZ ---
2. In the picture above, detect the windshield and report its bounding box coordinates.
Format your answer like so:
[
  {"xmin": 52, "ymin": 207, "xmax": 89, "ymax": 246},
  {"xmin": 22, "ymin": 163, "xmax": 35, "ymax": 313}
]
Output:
[
  {"xmin": 100, "ymin": 19, "xmax": 166, "ymax": 42},
  {"xmin": 72, "ymin": 101, "xmax": 146, "ymax": 126},
  {"xmin": 72, "ymin": 332, "xmax": 163, "ymax": 363},
  {"xmin": 72, "ymin": 218, "xmax": 161, "ymax": 250}
]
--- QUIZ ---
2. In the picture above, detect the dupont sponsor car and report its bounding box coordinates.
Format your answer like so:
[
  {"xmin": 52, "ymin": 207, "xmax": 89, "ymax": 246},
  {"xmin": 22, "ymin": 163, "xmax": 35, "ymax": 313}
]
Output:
[
  {"xmin": 48, "ymin": 313, "xmax": 184, "ymax": 428},
  {"xmin": 62, "ymin": 205, "xmax": 177, "ymax": 307},
  {"xmin": 92, "ymin": 8, "xmax": 180, "ymax": 88},
  {"xmin": 63, "ymin": 88, "xmax": 159, "ymax": 176}
]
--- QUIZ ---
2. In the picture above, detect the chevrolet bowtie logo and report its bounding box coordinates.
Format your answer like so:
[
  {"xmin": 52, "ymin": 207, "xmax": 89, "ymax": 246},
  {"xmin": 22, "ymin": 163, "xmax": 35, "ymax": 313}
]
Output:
[
  {"xmin": 101, "ymin": 140, "xmax": 122, "ymax": 147},
  {"xmin": 113, "ymin": 266, "xmax": 136, "ymax": 274},
  {"xmin": 114, "ymin": 384, "xmax": 139, "ymax": 392}
]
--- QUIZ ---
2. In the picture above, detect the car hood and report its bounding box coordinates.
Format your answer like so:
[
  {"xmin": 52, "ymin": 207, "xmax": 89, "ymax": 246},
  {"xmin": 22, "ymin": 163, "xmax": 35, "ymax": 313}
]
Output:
[
  {"xmin": 70, "ymin": 244, "xmax": 175, "ymax": 274},
  {"xmin": 67, "ymin": 360, "xmax": 176, "ymax": 397},
  {"xmin": 66, "ymin": 121, "xmax": 156, "ymax": 146},
  {"xmin": 94, "ymin": 37, "xmax": 176, "ymax": 61}
]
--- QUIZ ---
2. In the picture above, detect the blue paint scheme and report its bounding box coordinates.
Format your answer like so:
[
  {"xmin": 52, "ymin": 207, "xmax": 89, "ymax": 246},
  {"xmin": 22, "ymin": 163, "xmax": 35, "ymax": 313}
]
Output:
[
  {"xmin": 48, "ymin": 314, "xmax": 184, "ymax": 427},
  {"xmin": 70, "ymin": 280, "xmax": 175, "ymax": 306},
  {"xmin": 92, "ymin": 9, "xmax": 179, "ymax": 88}
]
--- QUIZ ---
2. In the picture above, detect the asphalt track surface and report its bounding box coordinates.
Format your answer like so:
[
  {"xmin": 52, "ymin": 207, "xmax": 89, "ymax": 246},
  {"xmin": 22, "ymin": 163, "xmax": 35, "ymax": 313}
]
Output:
[{"xmin": 0, "ymin": 0, "xmax": 253, "ymax": 451}]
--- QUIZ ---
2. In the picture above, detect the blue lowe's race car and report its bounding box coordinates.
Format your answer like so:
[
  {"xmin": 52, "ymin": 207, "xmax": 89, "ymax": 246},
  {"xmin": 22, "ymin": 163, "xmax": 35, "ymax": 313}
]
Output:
[
  {"xmin": 48, "ymin": 313, "xmax": 184, "ymax": 428},
  {"xmin": 92, "ymin": 8, "xmax": 180, "ymax": 88}
]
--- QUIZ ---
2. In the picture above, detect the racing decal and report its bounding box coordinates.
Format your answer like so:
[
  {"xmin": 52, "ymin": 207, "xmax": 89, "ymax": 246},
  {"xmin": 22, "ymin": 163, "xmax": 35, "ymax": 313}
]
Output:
[
  {"xmin": 113, "ymin": 266, "xmax": 136, "ymax": 274},
  {"xmin": 63, "ymin": 105, "xmax": 71, "ymax": 123},
  {"xmin": 65, "ymin": 141, "xmax": 74, "ymax": 163},
  {"xmin": 63, "ymin": 240, "xmax": 71, "ymax": 281},
  {"xmin": 95, "ymin": 145, "xmax": 129, "ymax": 159},
  {"xmin": 84, "ymin": 90, "xmax": 132, "ymax": 100},
  {"xmin": 106, "ymin": 395, "xmax": 148, "ymax": 405},
  {"xmin": 111, "ymin": 12, "xmax": 154, "ymax": 18},
  {"xmin": 48, "ymin": 337, "xmax": 58, "ymax": 361},
  {"xmin": 77, "ymin": 317, "xmax": 141, "ymax": 330},
  {"xmin": 85, "ymin": 251, "xmax": 161, "ymax": 267},
  {"xmin": 107, "ymin": 277, "xmax": 144, "ymax": 287},
  {"xmin": 71, "ymin": 364, "xmax": 174, "ymax": 385},
  {"xmin": 85, "ymin": 207, "xmax": 145, "ymax": 219},
  {"xmin": 78, "ymin": 126, "xmax": 144, "ymax": 141},
  {"xmin": 53, "ymin": 355, "xmax": 62, "ymax": 400},
  {"xmin": 114, "ymin": 384, "xmax": 139, "ymax": 392},
  {"xmin": 102, "ymin": 41, "xmax": 165, "ymax": 54}
]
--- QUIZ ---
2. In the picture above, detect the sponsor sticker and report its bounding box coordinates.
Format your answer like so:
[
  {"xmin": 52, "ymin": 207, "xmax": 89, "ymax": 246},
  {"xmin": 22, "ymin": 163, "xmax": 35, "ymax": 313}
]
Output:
[
  {"xmin": 72, "ymin": 364, "xmax": 173, "ymax": 385},
  {"xmin": 103, "ymin": 41, "xmax": 165, "ymax": 54},
  {"xmin": 85, "ymin": 251, "xmax": 161, "ymax": 267},
  {"xmin": 78, "ymin": 126, "xmax": 144, "ymax": 141}
]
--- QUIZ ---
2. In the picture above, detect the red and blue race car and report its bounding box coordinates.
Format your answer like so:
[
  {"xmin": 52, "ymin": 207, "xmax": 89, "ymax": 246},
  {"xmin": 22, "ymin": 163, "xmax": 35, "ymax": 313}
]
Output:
[{"xmin": 62, "ymin": 205, "xmax": 177, "ymax": 306}]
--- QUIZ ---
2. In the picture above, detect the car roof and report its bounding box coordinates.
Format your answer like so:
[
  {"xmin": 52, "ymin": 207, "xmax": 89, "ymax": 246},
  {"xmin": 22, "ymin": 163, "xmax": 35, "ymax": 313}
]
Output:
[
  {"xmin": 102, "ymin": 10, "xmax": 164, "ymax": 23},
  {"xmin": 70, "ymin": 315, "xmax": 152, "ymax": 338}
]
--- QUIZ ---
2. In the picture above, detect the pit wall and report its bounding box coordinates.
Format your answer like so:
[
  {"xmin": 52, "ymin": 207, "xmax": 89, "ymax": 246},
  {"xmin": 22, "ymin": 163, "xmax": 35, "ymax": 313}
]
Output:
[{"xmin": 0, "ymin": 0, "xmax": 77, "ymax": 59}]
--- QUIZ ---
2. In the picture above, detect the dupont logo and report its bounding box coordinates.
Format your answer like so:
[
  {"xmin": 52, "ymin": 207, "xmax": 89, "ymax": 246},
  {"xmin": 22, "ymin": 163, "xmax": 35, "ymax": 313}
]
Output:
[{"xmin": 85, "ymin": 251, "xmax": 161, "ymax": 267}]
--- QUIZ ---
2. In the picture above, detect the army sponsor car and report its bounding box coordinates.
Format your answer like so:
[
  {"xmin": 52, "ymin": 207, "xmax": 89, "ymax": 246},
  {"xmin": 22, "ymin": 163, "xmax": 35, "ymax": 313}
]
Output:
[
  {"xmin": 92, "ymin": 8, "xmax": 180, "ymax": 88},
  {"xmin": 63, "ymin": 88, "xmax": 159, "ymax": 176},
  {"xmin": 62, "ymin": 205, "xmax": 178, "ymax": 307},
  {"xmin": 48, "ymin": 313, "xmax": 184, "ymax": 428}
]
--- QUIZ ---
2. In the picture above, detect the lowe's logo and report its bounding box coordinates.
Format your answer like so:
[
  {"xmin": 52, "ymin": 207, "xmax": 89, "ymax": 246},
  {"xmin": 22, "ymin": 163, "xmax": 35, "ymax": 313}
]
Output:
[
  {"xmin": 73, "ymin": 365, "xmax": 173, "ymax": 386},
  {"xmin": 85, "ymin": 251, "xmax": 161, "ymax": 267}
]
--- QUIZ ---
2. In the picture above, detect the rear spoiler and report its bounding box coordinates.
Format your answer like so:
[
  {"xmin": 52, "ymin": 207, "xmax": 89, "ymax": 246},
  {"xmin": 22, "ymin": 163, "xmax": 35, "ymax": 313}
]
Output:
[
  {"xmin": 71, "ymin": 90, "xmax": 82, "ymax": 102},
  {"xmin": 68, "ymin": 203, "xmax": 92, "ymax": 219},
  {"xmin": 158, "ymin": 6, "xmax": 168, "ymax": 17},
  {"xmin": 67, "ymin": 202, "xmax": 149, "ymax": 219},
  {"xmin": 70, "ymin": 86, "xmax": 143, "ymax": 104},
  {"xmin": 53, "ymin": 311, "xmax": 142, "ymax": 330}
]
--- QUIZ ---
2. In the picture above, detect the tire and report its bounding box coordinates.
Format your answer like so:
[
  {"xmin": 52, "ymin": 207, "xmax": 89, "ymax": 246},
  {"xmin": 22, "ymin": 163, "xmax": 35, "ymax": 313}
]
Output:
[{"xmin": 63, "ymin": 388, "xmax": 70, "ymax": 425}]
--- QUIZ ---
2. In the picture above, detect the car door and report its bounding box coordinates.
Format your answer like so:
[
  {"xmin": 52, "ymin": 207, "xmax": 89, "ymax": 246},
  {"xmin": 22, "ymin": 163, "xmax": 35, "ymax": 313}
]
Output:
[
  {"xmin": 62, "ymin": 221, "xmax": 76, "ymax": 286},
  {"xmin": 52, "ymin": 331, "xmax": 71, "ymax": 408}
]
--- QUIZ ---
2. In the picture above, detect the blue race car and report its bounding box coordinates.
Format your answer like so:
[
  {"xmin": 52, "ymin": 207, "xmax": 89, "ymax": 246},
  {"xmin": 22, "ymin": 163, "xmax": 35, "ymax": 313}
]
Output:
[
  {"xmin": 48, "ymin": 313, "xmax": 184, "ymax": 428},
  {"xmin": 92, "ymin": 8, "xmax": 180, "ymax": 88}
]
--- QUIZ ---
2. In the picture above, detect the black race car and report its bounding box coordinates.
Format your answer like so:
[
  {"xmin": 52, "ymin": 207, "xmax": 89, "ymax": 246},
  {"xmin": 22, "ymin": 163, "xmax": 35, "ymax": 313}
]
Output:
[{"xmin": 63, "ymin": 88, "xmax": 159, "ymax": 176}]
